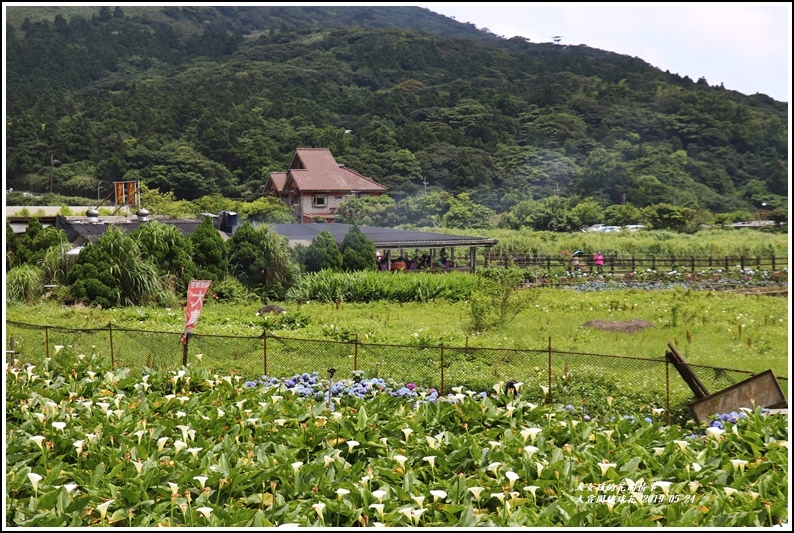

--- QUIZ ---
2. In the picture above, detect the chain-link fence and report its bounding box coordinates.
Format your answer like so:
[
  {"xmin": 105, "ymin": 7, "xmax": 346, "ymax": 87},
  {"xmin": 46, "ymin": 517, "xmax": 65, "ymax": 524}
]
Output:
[{"xmin": 6, "ymin": 320, "xmax": 787, "ymax": 423}]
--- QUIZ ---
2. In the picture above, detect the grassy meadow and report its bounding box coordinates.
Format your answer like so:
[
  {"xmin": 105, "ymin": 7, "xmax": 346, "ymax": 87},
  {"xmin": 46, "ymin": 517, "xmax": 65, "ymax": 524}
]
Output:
[{"xmin": 6, "ymin": 287, "xmax": 788, "ymax": 378}]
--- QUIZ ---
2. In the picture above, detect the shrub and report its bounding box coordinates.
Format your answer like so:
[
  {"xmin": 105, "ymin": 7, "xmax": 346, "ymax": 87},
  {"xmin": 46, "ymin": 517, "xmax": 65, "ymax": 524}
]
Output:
[
  {"xmin": 209, "ymin": 276, "xmax": 252, "ymax": 304},
  {"xmin": 6, "ymin": 264, "xmax": 43, "ymax": 304}
]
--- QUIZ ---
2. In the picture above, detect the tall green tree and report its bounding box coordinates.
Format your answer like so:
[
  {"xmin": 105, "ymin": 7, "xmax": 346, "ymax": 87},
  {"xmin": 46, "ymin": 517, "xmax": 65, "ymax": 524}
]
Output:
[
  {"xmin": 304, "ymin": 230, "xmax": 343, "ymax": 273},
  {"xmin": 189, "ymin": 217, "xmax": 229, "ymax": 284},
  {"xmin": 340, "ymin": 224, "xmax": 376, "ymax": 272}
]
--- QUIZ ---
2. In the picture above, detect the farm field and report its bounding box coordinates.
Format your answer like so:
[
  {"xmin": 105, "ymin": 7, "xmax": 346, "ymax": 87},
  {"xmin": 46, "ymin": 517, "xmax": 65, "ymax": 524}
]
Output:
[
  {"xmin": 5, "ymin": 287, "xmax": 788, "ymax": 378},
  {"xmin": 5, "ymin": 349, "xmax": 789, "ymax": 527}
]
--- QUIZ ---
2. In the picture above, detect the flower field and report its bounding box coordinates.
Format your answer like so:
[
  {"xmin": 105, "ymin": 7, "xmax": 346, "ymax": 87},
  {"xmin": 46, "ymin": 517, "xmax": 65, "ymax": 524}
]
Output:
[{"xmin": 5, "ymin": 349, "xmax": 789, "ymax": 527}]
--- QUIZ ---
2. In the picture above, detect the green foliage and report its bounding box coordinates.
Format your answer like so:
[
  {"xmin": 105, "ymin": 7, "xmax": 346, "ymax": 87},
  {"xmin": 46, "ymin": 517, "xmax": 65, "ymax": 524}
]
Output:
[
  {"xmin": 287, "ymin": 269, "xmax": 480, "ymax": 303},
  {"xmin": 236, "ymin": 196, "xmax": 295, "ymax": 223},
  {"xmin": 39, "ymin": 242, "xmax": 77, "ymax": 285},
  {"xmin": 340, "ymin": 224, "xmax": 376, "ymax": 272},
  {"xmin": 261, "ymin": 309, "xmax": 311, "ymax": 331},
  {"xmin": 227, "ymin": 222, "xmax": 298, "ymax": 300},
  {"xmin": 469, "ymin": 267, "xmax": 537, "ymax": 332},
  {"xmin": 6, "ymin": 220, "xmax": 20, "ymax": 269},
  {"xmin": 6, "ymin": 264, "xmax": 43, "ymax": 304},
  {"xmin": 67, "ymin": 225, "xmax": 167, "ymax": 307},
  {"xmin": 303, "ymin": 230, "xmax": 343, "ymax": 273},
  {"xmin": 334, "ymin": 195, "xmax": 398, "ymax": 227},
  {"xmin": 13, "ymin": 218, "xmax": 69, "ymax": 266},
  {"xmin": 441, "ymin": 192, "xmax": 495, "ymax": 229},
  {"xmin": 209, "ymin": 276, "xmax": 252, "ymax": 304},
  {"xmin": 4, "ymin": 8, "xmax": 788, "ymax": 221},
  {"xmin": 642, "ymin": 203, "xmax": 692, "ymax": 232},
  {"xmin": 4, "ymin": 349, "xmax": 789, "ymax": 527},
  {"xmin": 188, "ymin": 217, "xmax": 229, "ymax": 284},
  {"xmin": 129, "ymin": 221, "xmax": 197, "ymax": 292}
]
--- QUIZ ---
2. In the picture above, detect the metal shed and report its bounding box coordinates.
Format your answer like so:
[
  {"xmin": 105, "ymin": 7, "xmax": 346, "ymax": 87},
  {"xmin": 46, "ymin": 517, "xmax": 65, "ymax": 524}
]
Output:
[{"xmin": 267, "ymin": 223, "xmax": 498, "ymax": 272}]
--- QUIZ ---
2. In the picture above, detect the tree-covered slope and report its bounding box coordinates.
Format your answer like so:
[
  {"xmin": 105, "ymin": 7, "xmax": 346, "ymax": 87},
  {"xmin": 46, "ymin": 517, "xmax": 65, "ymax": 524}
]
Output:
[{"xmin": 5, "ymin": 6, "xmax": 788, "ymax": 214}]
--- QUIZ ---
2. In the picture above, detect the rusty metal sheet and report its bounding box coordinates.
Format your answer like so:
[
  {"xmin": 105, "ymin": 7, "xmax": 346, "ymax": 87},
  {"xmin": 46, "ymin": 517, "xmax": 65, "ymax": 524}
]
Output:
[{"xmin": 689, "ymin": 369, "xmax": 787, "ymax": 424}]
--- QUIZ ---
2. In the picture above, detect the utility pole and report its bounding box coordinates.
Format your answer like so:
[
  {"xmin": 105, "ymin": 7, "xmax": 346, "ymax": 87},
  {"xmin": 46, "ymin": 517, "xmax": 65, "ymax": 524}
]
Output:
[{"xmin": 49, "ymin": 154, "xmax": 61, "ymax": 194}]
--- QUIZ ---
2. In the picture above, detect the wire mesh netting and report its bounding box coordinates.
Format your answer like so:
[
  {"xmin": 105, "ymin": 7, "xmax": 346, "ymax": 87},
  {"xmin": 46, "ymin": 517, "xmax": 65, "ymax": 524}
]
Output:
[{"xmin": 5, "ymin": 321, "xmax": 786, "ymax": 420}]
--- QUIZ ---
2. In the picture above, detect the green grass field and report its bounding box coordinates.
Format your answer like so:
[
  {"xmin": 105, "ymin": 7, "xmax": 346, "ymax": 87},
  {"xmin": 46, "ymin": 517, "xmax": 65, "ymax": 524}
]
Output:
[{"xmin": 6, "ymin": 287, "xmax": 788, "ymax": 377}]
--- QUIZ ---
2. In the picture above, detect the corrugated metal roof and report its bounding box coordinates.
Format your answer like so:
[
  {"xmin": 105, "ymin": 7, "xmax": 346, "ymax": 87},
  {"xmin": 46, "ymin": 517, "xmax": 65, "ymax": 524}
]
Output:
[
  {"xmin": 267, "ymin": 223, "xmax": 497, "ymax": 249},
  {"xmin": 55, "ymin": 216, "xmax": 203, "ymax": 243}
]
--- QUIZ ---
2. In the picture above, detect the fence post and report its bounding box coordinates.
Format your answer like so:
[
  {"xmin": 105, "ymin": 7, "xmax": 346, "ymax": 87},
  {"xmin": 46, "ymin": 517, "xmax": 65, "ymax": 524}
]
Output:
[
  {"xmin": 263, "ymin": 328, "xmax": 267, "ymax": 376},
  {"xmin": 652, "ymin": 256, "xmax": 657, "ymax": 271},
  {"xmin": 9, "ymin": 336, "xmax": 15, "ymax": 365},
  {"xmin": 354, "ymin": 334, "xmax": 359, "ymax": 371},
  {"xmin": 725, "ymin": 256, "xmax": 729, "ymax": 271},
  {"xmin": 772, "ymin": 254, "xmax": 775, "ymax": 271},
  {"xmin": 182, "ymin": 334, "xmax": 188, "ymax": 367},
  {"xmin": 740, "ymin": 255, "xmax": 745, "ymax": 270},
  {"xmin": 631, "ymin": 255, "xmax": 635, "ymax": 272},
  {"xmin": 547, "ymin": 337, "xmax": 552, "ymax": 404},
  {"xmin": 440, "ymin": 343, "xmax": 445, "ymax": 396},
  {"xmin": 665, "ymin": 358, "xmax": 671, "ymax": 426},
  {"xmin": 690, "ymin": 256, "xmax": 695, "ymax": 272},
  {"xmin": 45, "ymin": 326, "xmax": 50, "ymax": 360},
  {"xmin": 108, "ymin": 323, "xmax": 115, "ymax": 368}
]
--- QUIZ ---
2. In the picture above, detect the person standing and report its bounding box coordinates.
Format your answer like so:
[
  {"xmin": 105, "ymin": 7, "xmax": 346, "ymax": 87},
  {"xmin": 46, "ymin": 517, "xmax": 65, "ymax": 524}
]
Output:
[{"xmin": 594, "ymin": 252, "xmax": 604, "ymax": 274}]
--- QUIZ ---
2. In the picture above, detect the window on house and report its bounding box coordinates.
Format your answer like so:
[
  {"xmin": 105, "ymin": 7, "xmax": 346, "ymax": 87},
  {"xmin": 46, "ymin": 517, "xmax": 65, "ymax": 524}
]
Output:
[{"xmin": 312, "ymin": 194, "xmax": 327, "ymax": 207}]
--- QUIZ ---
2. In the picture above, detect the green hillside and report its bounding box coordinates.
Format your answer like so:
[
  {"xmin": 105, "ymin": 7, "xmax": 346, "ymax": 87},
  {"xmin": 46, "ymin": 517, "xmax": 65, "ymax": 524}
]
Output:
[{"xmin": 5, "ymin": 6, "xmax": 788, "ymax": 221}]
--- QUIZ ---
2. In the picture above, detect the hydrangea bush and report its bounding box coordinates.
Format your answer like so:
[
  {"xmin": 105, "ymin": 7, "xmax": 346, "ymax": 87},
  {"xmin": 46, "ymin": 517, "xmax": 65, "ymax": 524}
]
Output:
[{"xmin": 5, "ymin": 348, "xmax": 788, "ymax": 527}]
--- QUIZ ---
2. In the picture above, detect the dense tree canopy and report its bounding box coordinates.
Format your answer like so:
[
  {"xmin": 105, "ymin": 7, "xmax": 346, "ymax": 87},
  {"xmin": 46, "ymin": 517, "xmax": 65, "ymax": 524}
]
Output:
[{"xmin": 5, "ymin": 6, "xmax": 787, "ymax": 217}]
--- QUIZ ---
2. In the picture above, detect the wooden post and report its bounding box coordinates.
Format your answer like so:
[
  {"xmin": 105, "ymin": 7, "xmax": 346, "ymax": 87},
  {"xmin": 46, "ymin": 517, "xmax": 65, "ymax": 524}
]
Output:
[
  {"xmin": 666, "ymin": 357, "xmax": 671, "ymax": 426},
  {"xmin": 108, "ymin": 322, "xmax": 115, "ymax": 368},
  {"xmin": 740, "ymin": 255, "xmax": 745, "ymax": 270},
  {"xmin": 45, "ymin": 326, "xmax": 50, "ymax": 360},
  {"xmin": 354, "ymin": 334, "xmax": 359, "ymax": 371},
  {"xmin": 652, "ymin": 256, "xmax": 656, "ymax": 271},
  {"xmin": 771, "ymin": 254, "xmax": 775, "ymax": 271},
  {"xmin": 547, "ymin": 337, "xmax": 553, "ymax": 404},
  {"xmin": 263, "ymin": 328, "xmax": 267, "ymax": 376},
  {"xmin": 440, "ymin": 343, "xmax": 445, "ymax": 396},
  {"xmin": 182, "ymin": 334, "xmax": 188, "ymax": 367},
  {"xmin": 631, "ymin": 255, "xmax": 635, "ymax": 272},
  {"xmin": 690, "ymin": 256, "xmax": 695, "ymax": 272},
  {"xmin": 725, "ymin": 256, "xmax": 729, "ymax": 271}
]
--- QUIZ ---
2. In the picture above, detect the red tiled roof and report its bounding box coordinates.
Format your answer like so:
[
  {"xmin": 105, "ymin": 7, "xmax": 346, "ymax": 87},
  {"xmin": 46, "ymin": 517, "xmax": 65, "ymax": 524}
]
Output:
[
  {"xmin": 266, "ymin": 172, "xmax": 288, "ymax": 193},
  {"xmin": 286, "ymin": 148, "xmax": 387, "ymax": 192}
]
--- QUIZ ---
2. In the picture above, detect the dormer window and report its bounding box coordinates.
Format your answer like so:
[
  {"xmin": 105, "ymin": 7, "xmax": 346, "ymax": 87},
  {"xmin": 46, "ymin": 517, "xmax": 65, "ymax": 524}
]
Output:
[{"xmin": 312, "ymin": 194, "xmax": 327, "ymax": 207}]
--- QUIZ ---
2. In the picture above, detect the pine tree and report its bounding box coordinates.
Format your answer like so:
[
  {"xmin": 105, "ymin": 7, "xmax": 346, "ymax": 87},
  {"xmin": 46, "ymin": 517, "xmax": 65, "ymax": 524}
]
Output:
[
  {"xmin": 341, "ymin": 224, "xmax": 376, "ymax": 271},
  {"xmin": 189, "ymin": 217, "xmax": 228, "ymax": 284},
  {"xmin": 304, "ymin": 230, "xmax": 343, "ymax": 272}
]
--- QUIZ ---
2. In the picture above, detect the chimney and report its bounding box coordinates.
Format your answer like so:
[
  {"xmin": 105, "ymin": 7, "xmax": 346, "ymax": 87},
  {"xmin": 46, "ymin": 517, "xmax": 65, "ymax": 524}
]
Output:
[{"xmin": 136, "ymin": 208, "xmax": 150, "ymax": 222}]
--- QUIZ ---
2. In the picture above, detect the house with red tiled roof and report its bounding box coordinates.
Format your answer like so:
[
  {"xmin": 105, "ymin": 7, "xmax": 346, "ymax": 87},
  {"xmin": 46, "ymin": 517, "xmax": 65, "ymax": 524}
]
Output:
[{"xmin": 263, "ymin": 148, "xmax": 388, "ymax": 223}]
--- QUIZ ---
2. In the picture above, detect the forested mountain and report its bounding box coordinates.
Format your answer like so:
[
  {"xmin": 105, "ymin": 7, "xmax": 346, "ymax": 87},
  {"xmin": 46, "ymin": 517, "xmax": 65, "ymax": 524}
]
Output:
[{"xmin": 5, "ymin": 6, "xmax": 788, "ymax": 217}]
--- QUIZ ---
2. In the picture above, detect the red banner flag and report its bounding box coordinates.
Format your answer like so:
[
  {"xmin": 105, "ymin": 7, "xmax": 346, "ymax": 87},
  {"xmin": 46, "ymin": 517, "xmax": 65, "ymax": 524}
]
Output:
[{"xmin": 182, "ymin": 280, "xmax": 211, "ymax": 342}]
